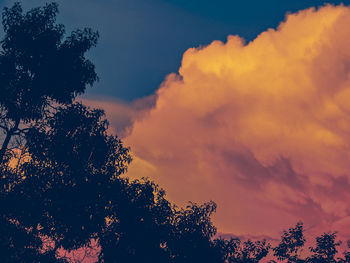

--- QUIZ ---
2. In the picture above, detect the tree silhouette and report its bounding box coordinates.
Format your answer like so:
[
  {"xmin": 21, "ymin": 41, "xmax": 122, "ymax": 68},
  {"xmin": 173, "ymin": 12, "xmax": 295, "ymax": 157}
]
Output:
[
  {"xmin": 214, "ymin": 237, "xmax": 271, "ymax": 263},
  {"xmin": 97, "ymin": 179, "xmax": 173, "ymax": 263},
  {"xmin": 0, "ymin": 2, "xmax": 113, "ymax": 261},
  {"xmin": 0, "ymin": 215, "xmax": 61, "ymax": 262},
  {"xmin": 0, "ymin": 2, "xmax": 98, "ymax": 166},
  {"xmin": 0, "ymin": 3, "xmax": 224, "ymax": 262},
  {"xmin": 273, "ymin": 223, "xmax": 350, "ymax": 263},
  {"xmin": 308, "ymin": 232, "xmax": 341, "ymax": 263},
  {"xmin": 2, "ymin": 2, "xmax": 350, "ymax": 263},
  {"xmin": 168, "ymin": 201, "xmax": 221, "ymax": 263},
  {"xmin": 7, "ymin": 102, "xmax": 131, "ymax": 251},
  {"xmin": 273, "ymin": 222, "xmax": 306, "ymax": 263}
]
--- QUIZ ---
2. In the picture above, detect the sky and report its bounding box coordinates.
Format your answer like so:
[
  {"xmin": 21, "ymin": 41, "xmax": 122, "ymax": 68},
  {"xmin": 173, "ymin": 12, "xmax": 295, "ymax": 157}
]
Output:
[
  {"xmin": 2, "ymin": 0, "xmax": 350, "ymax": 100},
  {"xmin": 5, "ymin": 0, "xmax": 350, "ymax": 245},
  {"xmin": 124, "ymin": 2, "xmax": 350, "ymax": 238}
]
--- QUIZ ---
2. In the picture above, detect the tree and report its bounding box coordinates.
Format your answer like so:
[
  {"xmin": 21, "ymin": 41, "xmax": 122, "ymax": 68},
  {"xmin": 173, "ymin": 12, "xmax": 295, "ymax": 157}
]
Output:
[
  {"xmin": 5, "ymin": 3, "xmax": 350, "ymax": 263},
  {"xmin": 214, "ymin": 238, "xmax": 271, "ymax": 263},
  {"xmin": 7, "ymin": 102, "xmax": 131, "ymax": 251},
  {"xmin": 97, "ymin": 179, "xmax": 173, "ymax": 263},
  {"xmin": 308, "ymin": 233, "xmax": 341, "ymax": 263},
  {"xmin": 0, "ymin": 2, "xmax": 98, "ymax": 166},
  {"xmin": 0, "ymin": 215, "xmax": 62, "ymax": 263},
  {"xmin": 273, "ymin": 222, "xmax": 306, "ymax": 263},
  {"xmin": 273, "ymin": 223, "xmax": 350, "ymax": 263},
  {"xmin": 0, "ymin": 4, "xmax": 223, "ymax": 262},
  {"xmin": 0, "ymin": 2, "xmax": 102, "ymax": 261},
  {"xmin": 168, "ymin": 201, "xmax": 221, "ymax": 263}
]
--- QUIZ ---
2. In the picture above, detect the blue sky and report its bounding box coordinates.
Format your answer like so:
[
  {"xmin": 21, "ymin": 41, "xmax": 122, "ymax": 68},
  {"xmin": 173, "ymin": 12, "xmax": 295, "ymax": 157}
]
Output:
[{"xmin": 1, "ymin": 0, "xmax": 350, "ymax": 100}]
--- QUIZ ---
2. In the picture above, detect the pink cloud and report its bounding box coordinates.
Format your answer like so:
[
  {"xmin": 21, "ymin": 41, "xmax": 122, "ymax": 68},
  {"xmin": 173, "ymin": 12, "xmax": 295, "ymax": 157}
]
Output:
[{"xmin": 91, "ymin": 4, "xmax": 350, "ymax": 241}]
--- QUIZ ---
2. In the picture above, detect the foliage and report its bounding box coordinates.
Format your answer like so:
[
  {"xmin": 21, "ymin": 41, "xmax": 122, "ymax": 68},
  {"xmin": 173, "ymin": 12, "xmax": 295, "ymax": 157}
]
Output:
[
  {"xmin": 273, "ymin": 222, "xmax": 306, "ymax": 263},
  {"xmin": 1, "ymin": 2, "xmax": 350, "ymax": 263},
  {"xmin": 0, "ymin": 2, "xmax": 98, "ymax": 165},
  {"xmin": 272, "ymin": 223, "xmax": 349, "ymax": 263},
  {"xmin": 0, "ymin": 3, "xmax": 222, "ymax": 262},
  {"xmin": 308, "ymin": 232, "xmax": 341, "ymax": 263},
  {"xmin": 214, "ymin": 237, "xmax": 271, "ymax": 263}
]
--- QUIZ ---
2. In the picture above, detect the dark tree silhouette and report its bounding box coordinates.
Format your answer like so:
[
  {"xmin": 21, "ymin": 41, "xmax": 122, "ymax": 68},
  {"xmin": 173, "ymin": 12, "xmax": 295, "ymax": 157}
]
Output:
[
  {"xmin": 7, "ymin": 103, "xmax": 131, "ymax": 251},
  {"xmin": 168, "ymin": 201, "xmax": 221, "ymax": 263},
  {"xmin": 273, "ymin": 222, "xmax": 306, "ymax": 263},
  {"xmin": 308, "ymin": 232, "xmax": 341, "ymax": 263},
  {"xmin": 2, "ymin": 3, "xmax": 350, "ymax": 263},
  {"xmin": 214, "ymin": 237, "xmax": 271, "ymax": 263},
  {"xmin": 98, "ymin": 187, "xmax": 220, "ymax": 263},
  {"xmin": 0, "ymin": 215, "xmax": 62, "ymax": 262},
  {"xmin": 97, "ymin": 179, "xmax": 173, "ymax": 263},
  {"xmin": 0, "ymin": 2, "xmax": 105, "ymax": 261},
  {"xmin": 273, "ymin": 223, "xmax": 350, "ymax": 263},
  {"xmin": 0, "ymin": 3, "xmax": 223, "ymax": 262},
  {"xmin": 0, "ymin": 2, "xmax": 98, "ymax": 166}
]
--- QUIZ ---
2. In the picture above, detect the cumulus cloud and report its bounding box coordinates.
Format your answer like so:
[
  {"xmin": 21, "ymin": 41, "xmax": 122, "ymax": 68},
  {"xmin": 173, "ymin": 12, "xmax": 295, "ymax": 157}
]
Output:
[{"xmin": 95, "ymin": 4, "xmax": 350, "ymax": 239}]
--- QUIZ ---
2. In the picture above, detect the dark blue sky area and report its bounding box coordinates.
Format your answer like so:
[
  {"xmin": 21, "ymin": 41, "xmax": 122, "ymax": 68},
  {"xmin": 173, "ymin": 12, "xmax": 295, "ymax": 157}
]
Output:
[{"xmin": 1, "ymin": 0, "xmax": 350, "ymax": 100}]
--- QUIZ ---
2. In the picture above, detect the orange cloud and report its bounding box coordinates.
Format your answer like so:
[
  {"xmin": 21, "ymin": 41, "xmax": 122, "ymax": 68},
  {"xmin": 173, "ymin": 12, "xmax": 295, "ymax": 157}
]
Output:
[{"xmin": 100, "ymin": 4, "xmax": 350, "ymax": 240}]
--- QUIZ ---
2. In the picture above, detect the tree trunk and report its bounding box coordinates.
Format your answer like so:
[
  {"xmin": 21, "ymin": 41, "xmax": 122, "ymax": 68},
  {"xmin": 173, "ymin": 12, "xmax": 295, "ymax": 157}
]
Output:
[{"xmin": 0, "ymin": 119, "xmax": 20, "ymax": 165}]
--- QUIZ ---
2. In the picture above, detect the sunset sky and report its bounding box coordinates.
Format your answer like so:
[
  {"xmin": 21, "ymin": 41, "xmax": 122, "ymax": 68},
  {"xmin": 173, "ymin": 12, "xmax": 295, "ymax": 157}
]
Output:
[{"xmin": 6, "ymin": 0, "xmax": 350, "ymax": 244}]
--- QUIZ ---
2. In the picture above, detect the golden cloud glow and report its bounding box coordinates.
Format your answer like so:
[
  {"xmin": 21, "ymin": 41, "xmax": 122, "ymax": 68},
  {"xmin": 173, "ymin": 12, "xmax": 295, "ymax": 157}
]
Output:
[{"xmin": 104, "ymin": 5, "xmax": 350, "ymax": 239}]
